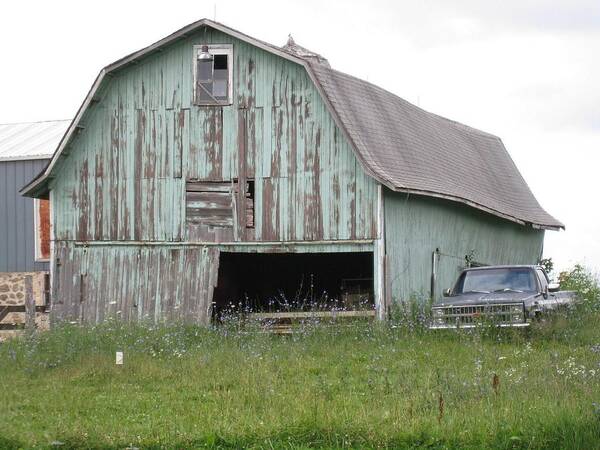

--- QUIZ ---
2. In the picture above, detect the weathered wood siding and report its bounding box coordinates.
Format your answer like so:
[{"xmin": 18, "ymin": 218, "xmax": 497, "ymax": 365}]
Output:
[
  {"xmin": 51, "ymin": 242, "xmax": 219, "ymax": 324},
  {"xmin": 46, "ymin": 27, "xmax": 379, "ymax": 324},
  {"xmin": 49, "ymin": 27, "xmax": 378, "ymax": 244},
  {"xmin": 384, "ymin": 191, "xmax": 544, "ymax": 303}
]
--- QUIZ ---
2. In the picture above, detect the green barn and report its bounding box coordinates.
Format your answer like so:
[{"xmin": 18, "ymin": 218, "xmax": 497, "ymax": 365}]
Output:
[{"xmin": 22, "ymin": 19, "xmax": 562, "ymax": 324}]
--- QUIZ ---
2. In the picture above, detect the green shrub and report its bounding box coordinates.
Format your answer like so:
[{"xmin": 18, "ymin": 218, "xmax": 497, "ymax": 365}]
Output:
[{"xmin": 559, "ymin": 264, "xmax": 600, "ymax": 310}]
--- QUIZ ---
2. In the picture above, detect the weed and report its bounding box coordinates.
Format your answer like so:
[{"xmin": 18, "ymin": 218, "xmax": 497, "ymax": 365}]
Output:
[{"xmin": 1, "ymin": 266, "xmax": 599, "ymax": 449}]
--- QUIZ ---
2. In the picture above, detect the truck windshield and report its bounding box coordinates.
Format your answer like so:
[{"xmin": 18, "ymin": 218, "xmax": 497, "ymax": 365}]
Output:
[{"xmin": 454, "ymin": 268, "xmax": 537, "ymax": 294}]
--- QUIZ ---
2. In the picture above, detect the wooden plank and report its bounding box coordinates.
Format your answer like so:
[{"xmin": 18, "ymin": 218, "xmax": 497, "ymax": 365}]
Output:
[
  {"xmin": 186, "ymin": 191, "xmax": 232, "ymax": 205},
  {"xmin": 187, "ymin": 202, "xmax": 232, "ymax": 213},
  {"xmin": 248, "ymin": 310, "xmax": 376, "ymax": 320},
  {"xmin": 185, "ymin": 181, "xmax": 231, "ymax": 192},
  {"xmin": 186, "ymin": 200, "xmax": 232, "ymax": 211},
  {"xmin": 187, "ymin": 207, "xmax": 232, "ymax": 218},
  {"xmin": 185, "ymin": 182, "xmax": 235, "ymax": 230},
  {"xmin": 187, "ymin": 216, "xmax": 233, "ymax": 227}
]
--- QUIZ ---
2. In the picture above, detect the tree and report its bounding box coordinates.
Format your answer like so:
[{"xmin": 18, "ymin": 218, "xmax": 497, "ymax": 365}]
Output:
[{"xmin": 539, "ymin": 257, "xmax": 554, "ymax": 275}]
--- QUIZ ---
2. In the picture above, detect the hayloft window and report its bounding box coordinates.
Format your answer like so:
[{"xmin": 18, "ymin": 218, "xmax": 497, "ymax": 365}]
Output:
[
  {"xmin": 186, "ymin": 181, "xmax": 233, "ymax": 227},
  {"xmin": 194, "ymin": 44, "xmax": 233, "ymax": 105}
]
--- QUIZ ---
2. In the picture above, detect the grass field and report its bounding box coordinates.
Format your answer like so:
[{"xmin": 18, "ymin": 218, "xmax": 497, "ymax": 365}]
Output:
[{"xmin": 1, "ymin": 307, "xmax": 599, "ymax": 449}]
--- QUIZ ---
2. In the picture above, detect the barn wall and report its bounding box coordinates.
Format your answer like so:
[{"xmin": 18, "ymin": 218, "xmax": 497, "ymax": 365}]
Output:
[
  {"xmin": 0, "ymin": 159, "xmax": 49, "ymax": 272},
  {"xmin": 384, "ymin": 191, "xmax": 544, "ymax": 304},
  {"xmin": 50, "ymin": 240, "xmax": 374, "ymax": 324},
  {"xmin": 51, "ymin": 242, "xmax": 220, "ymax": 324},
  {"xmin": 49, "ymin": 27, "xmax": 379, "ymax": 244}
]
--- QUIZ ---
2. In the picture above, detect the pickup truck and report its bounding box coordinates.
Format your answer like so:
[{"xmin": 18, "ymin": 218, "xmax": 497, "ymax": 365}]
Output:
[{"xmin": 430, "ymin": 265, "xmax": 578, "ymax": 329}]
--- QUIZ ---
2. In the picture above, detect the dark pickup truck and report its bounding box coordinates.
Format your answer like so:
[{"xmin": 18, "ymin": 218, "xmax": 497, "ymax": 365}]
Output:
[{"xmin": 430, "ymin": 265, "xmax": 578, "ymax": 329}]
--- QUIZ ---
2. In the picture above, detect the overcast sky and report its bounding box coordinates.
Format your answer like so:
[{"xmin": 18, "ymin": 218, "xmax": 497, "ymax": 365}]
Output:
[{"xmin": 1, "ymin": 0, "xmax": 598, "ymax": 275}]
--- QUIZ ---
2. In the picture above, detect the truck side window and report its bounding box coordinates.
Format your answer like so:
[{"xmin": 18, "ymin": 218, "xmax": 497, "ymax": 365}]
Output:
[{"xmin": 536, "ymin": 269, "xmax": 548, "ymax": 293}]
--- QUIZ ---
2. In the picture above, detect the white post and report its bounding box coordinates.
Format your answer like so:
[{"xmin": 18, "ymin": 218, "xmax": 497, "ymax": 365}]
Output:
[{"xmin": 375, "ymin": 185, "xmax": 386, "ymax": 320}]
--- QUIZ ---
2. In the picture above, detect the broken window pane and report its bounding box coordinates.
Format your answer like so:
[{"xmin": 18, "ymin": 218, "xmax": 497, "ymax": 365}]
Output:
[{"xmin": 214, "ymin": 54, "xmax": 228, "ymax": 70}]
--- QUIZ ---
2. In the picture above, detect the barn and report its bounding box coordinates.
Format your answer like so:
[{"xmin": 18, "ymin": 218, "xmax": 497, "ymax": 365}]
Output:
[
  {"xmin": 21, "ymin": 19, "xmax": 563, "ymax": 325},
  {"xmin": 0, "ymin": 120, "xmax": 69, "ymax": 336}
]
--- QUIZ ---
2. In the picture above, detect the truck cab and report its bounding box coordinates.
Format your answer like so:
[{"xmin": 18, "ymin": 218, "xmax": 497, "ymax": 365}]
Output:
[{"xmin": 430, "ymin": 265, "xmax": 576, "ymax": 329}]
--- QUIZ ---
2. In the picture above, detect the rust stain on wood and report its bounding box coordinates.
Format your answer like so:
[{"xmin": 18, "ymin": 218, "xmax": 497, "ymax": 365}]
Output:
[
  {"xmin": 204, "ymin": 108, "xmax": 223, "ymax": 180},
  {"xmin": 109, "ymin": 113, "xmax": 120, "ymax": 238},
  {"xmin": 236, "ymin": 108, "xmax": 248, "ymax": 237},
  {"xmin": 133, "ymin": 109, "xmax": 145, "ymax": 240},
  {"xmin": 118, "ymin": 110, "xmax": 130, "ymax": 240},
  {"xmin": 77, "ymin": 160, "xmax": 89, "ymax": 240},
  {"xmin": 37, "ymin": 199, "xmax": 51, "ymax": 259},
  {"xmin": 94, "ymin": 153, "xmax": 104, "ymax": 240},
  {"xmin": 173, "ymin": 109, "xmax": 186, "ymax": 178}
]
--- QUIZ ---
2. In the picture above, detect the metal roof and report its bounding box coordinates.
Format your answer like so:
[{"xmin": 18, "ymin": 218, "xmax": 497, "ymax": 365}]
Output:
[
  {"xmin": 0, "ymin": 120, "xmax": 70, "ymax": 162},
  {"xmin": 20, "ymin": 19, "xmax": 563, "ymax": 230}
]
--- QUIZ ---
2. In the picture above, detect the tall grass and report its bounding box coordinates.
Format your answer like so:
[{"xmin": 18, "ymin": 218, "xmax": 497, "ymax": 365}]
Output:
[{"xmin": 0, "ymin": 266, "xmax": 599, "ymax": 449}]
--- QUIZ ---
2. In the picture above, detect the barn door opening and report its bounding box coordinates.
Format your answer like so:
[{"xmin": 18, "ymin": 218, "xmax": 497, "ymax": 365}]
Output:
[{"xmin": 212, "ymin": 251, "xmax": 374, "ymax": 320}]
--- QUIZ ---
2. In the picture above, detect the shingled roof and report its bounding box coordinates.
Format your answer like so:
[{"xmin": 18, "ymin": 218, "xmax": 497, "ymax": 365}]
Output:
[
  {"xmin": 308, "ymin": 63, "xmax": 563, "ymax": 229},
  {"xmin": 21, "ymin": 19, "xmax": 562, "ymax": 230}
]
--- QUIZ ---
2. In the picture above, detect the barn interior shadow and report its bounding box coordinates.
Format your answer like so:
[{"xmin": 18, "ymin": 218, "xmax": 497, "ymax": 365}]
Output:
[{"xmin": 212, "ymin": 251, "xmax": 374, "ymax": 319}]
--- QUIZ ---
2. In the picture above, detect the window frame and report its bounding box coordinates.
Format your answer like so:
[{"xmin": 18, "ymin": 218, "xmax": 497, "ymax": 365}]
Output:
[
  {"xmin": 33, "ymin": 198, "xmax": 51, "ymax": 262},
  {"xmin": 536, "ymin": 268, "xmax": 549, "ymax": 293},
  {"xmin": 193, "ymin": 44, "xmax": 234, "ymax": 106}
]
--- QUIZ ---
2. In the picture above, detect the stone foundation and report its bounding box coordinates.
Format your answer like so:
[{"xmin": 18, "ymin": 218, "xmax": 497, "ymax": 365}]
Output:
[{"xmin": 0, "ymin": 272, "xmax": 49, "ymax": 341}]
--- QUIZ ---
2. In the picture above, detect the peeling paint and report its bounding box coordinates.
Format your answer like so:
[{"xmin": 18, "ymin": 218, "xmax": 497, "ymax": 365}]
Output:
[{"xmin": 48, "ymin": 27, "xmax": 381, "ymax": 324}]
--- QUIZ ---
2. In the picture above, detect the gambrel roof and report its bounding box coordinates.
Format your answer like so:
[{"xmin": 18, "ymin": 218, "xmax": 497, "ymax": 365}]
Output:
[
  {"xmin": 21, "ymin": 19, "xmax": 563, "ymax": 230},
  {"xmin": 309, "ymin": 64, "xmax": 563, "ymax": 229}
]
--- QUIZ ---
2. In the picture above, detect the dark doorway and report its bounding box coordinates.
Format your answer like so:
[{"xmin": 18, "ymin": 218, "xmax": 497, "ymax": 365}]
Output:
[{"xmin": 212, "ymin": 252, "xmax": 374, "ymax": 319}]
